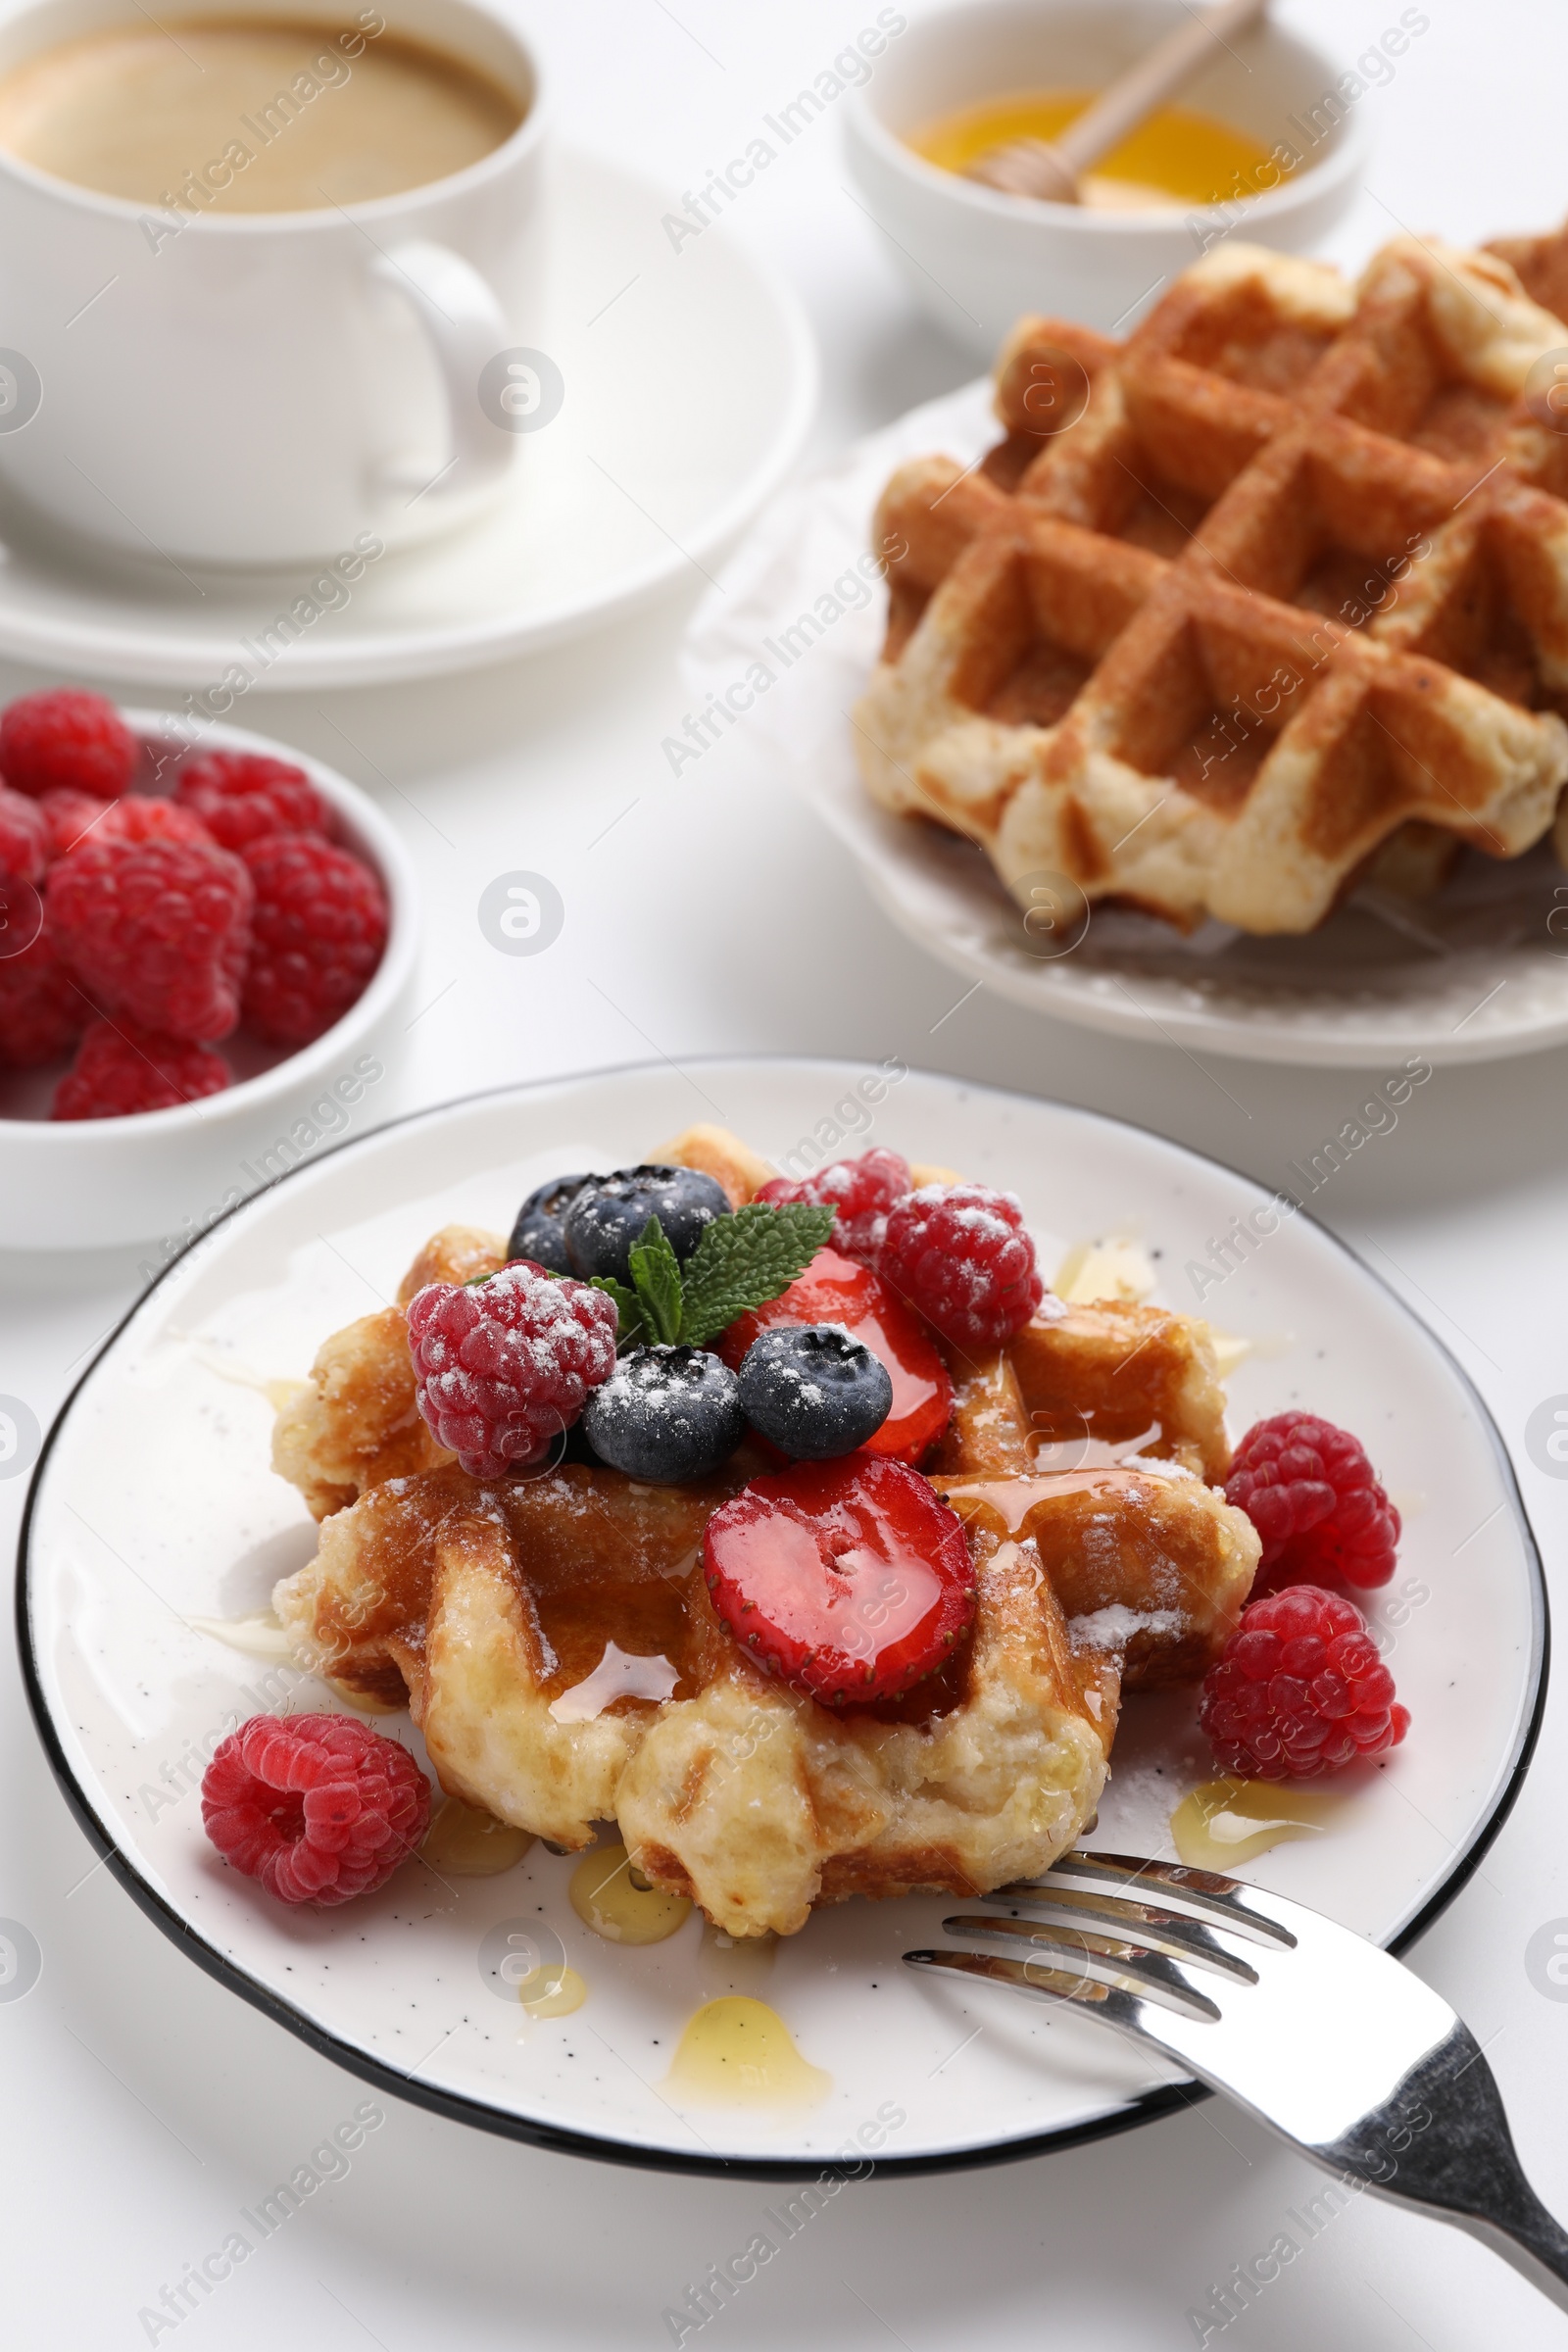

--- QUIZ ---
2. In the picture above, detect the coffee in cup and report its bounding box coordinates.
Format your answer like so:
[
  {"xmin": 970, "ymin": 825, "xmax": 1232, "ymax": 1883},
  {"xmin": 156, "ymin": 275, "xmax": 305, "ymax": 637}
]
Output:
[
  {"xmin": 0, "ymin": 13, "xmax": 523, "ymax": 212},
  {"xmin": 0, "ymin": 0, "xmax": 547, "ymax": 567}
]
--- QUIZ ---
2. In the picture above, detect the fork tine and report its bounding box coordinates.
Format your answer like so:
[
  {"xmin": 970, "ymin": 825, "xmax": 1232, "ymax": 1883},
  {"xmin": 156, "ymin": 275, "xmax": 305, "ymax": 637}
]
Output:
[
  {"xmin": 905, "ymin": 1948, "xmax": 1138, "ymax": 2014},
  {"xmin": 930, "ymin": 1917, "xmax": 1224, "ymax": 2019},
  {"xmin": 1014, "ymin": 1848, "xmax": 1297, "ymax": 1947},
  {"xmin": 946, "ymin": 1898, "xmax": 1259, "ymax": 1984}
]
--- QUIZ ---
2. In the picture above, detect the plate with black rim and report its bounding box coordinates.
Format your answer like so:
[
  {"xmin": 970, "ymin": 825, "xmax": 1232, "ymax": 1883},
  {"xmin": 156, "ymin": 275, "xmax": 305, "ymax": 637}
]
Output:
[{"xmin": 18, "ymin": 1059, "xmax": 1545, "ymax": 2176}]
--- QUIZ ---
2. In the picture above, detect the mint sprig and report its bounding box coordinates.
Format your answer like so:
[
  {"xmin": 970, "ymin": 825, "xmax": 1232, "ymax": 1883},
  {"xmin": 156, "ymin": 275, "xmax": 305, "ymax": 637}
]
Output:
[
  {"xmin": 627, "ymin": 1217, "xmax": 683, "ymax": 1346},
  {"xmin": 577, "ymin": 1199, "xmax": 836, "ymax": 1352},
  {"xmin": 676, "ymin": 1200, "xmax": 835, "ymax": 1346}
]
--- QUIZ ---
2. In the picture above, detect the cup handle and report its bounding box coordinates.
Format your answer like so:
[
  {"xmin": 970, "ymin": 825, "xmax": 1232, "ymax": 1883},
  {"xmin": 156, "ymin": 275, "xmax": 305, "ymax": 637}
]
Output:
[{"xmin": 370, "ymin": 238, "xmax": 514, "ymax": 510}]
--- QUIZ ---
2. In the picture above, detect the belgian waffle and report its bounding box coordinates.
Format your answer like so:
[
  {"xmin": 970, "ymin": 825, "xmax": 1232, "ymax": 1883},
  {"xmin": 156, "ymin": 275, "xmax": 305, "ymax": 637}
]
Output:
[
  {"xmin": 855, "ymin": 237, "xmax": 1568, "ymax": 934},
  {"xmin": 271, "ymin": 1129, "xmax": 1259, "ymax": 1936}
]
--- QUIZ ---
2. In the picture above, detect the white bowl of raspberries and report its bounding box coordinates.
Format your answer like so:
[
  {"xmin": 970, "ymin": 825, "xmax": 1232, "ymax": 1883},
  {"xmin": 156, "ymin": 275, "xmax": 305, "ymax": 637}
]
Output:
[{"xmin": 0, "ymin": 689, "xmax": 418, "ymax": 1251}]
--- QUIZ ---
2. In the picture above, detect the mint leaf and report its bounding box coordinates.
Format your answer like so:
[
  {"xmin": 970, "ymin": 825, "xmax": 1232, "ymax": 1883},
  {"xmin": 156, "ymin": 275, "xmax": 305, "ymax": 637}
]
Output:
[
  {"xmin": 589, "ymin": 1274, "xmax": 644, "ymax": 1348},
  {"xmin": 628, "ymin": 1215, "xmax": 683, "ymax": 1347},
  {"xmin": 677, "ymin": 1201, "xmax": 836, "ymax": 1348}
]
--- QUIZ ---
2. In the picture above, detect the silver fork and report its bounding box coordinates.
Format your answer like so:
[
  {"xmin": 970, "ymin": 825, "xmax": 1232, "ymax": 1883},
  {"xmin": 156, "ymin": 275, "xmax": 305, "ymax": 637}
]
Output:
[{"xmin": 906, "ymin": 1849, "xmax": 1568, "ymax": 2315}]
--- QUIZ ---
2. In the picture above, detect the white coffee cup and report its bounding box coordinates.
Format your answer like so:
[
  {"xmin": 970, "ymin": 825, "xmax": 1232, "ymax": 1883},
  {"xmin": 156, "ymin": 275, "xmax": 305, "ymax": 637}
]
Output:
[{"xmin": 0, "ymin": 0, "xmax": 547, "ymax": 567}]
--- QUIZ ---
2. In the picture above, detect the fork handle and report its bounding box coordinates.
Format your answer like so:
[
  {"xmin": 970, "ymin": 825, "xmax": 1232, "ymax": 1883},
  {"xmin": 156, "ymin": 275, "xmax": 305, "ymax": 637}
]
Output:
[{"xmin": 1318, "ymin": 2025, "xmax": 1568, "ymax": 2314}]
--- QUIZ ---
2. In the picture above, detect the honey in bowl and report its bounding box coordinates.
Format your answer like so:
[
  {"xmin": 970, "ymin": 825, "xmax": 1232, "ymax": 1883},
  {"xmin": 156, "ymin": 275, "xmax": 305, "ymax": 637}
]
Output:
[{"xmin": 908, "ymin": 88, "xmax": 1290, "ymax": 211}]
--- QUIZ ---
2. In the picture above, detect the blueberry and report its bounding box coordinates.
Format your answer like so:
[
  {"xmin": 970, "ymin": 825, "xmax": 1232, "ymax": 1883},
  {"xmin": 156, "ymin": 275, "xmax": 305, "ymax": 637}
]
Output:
[
  {"xmin": 507, "ymin": 1172, "xmax": 595, "ymax": 1274},
  {"xmin": 582, "ymin": 1347, "xmax": 744, "ymax": 1482},
  {"xmin": 737, "ymin": 1324, "xmax": 894, "ymax": 1459},
  {"xmin": 564, "ymin": 1164, "xmax": 729, "ymax": 1285}
]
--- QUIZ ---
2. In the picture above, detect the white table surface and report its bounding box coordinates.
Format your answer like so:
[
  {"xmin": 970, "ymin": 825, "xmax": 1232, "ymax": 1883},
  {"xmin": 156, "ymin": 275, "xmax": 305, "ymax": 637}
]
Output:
[{"xmin": 8, "ymin": 2, "xmax": 1568, "ymax": 2344}]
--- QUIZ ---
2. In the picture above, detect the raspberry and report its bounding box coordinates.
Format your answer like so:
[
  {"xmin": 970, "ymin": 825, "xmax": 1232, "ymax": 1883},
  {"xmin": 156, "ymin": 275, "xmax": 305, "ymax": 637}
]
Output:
[
  {"xmin": 0, "ymin": 689, "xmax": 137, "ymax": 799},
  {"xmin": 46, "ymin": 836, "xmax": 252, "ymax": 1041},
  {"xmin": 1227, "ymin": 1413, "xmax": 1400, "ymax": 1592},
  {"xmin": 37, "ymin": 791, "xmax": 215, "ymax": 858},
  {"xmin": 175, "ymin": 750, "xmax": 328, "ymax": 854},
  {"xmin": 201, "ymin": 1712, "xmax": 430, "ymax": 1906},
  {"xmin": 0, "ymin": 931, "xmax": 84, "ymax": 1066},
  {"xmin": 407, "ymin": 1261, "xmax": 618, "ymax": 1477},
  {"xmin": 879, "ymin": 1184, "xmax": 1044, "ymax": 1348},
  {"xmin": 755, "ymin": 1146, "xmax": 911, "ymax": 1264},
  {"xmin": 37, "ymin": 790, "xmax": 112, "ymax": 858},
  {"xmin": 241, "ymin": 832, "xmax": 387, "ymax": 1046},
  {"xmin": 1200, "ymin": 1586, "xmax": 1410, "ymax": 1779},
  {"xmin": 0, "ymin": 784, "xmax": 46, "ymax": 883},
  {"xmin": 53, "ymin": 1017, "xmax": 230, "ymax": 1119},
  {"xmin": 704, "ymin": 1453, "xmax": 977, "ymax": 1706}
]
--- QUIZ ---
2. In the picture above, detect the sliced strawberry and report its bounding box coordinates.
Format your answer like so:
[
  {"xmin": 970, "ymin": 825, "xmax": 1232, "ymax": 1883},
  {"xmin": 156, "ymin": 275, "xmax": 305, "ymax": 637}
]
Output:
[
  {"xmin": 703, "ymin": 1453, "xmax": 976, "ymax": 1707},
  {"xmin": 716, "ymin": 1247, "xmax": 952, "ymax": 1465}
]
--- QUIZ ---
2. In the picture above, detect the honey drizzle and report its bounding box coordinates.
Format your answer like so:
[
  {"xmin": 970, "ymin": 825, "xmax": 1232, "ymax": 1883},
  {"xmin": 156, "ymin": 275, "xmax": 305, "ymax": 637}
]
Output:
[
  {"xmin": 935, "ymin": 1466, "xmax": 1152, "ymax": 1534},
  {"xmin": 665, "ymin": 1997, "xmax": 830, "ymax": 2108},
  {"xmin": 568, "ymin": 1843, "xmax": 692, "ymax": 1944},
  {"xmin": 1170, "ymin": 1776, "xmax": 1346, "ymax": 1869}
]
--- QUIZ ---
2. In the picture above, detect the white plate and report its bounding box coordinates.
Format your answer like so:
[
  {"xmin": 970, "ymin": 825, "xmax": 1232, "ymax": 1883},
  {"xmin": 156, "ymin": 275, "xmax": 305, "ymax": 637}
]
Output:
[
  {"xmin": 681, "ymin": 386, "xmax": 1568, "ymax": 1069},
  {"xmin": 0, "ymin": 152, "xmax": 816, "ymax": 689},
  {"xmin": 20, "ymin": 1060, "xmax": 1544, "ymax": 2175}
]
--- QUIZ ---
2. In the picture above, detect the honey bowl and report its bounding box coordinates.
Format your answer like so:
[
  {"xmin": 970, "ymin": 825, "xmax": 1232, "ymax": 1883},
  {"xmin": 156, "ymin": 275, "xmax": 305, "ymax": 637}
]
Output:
[{"xmin": 844, "ymin": 0, "xmax": 1374, "ymax": 352}]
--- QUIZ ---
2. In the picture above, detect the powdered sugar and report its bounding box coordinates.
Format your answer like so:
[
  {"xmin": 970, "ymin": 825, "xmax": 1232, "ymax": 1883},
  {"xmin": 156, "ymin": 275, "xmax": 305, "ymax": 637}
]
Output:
[{"xmin": 1070, "ymin": 1603, "xmax": 1186, "ymax": 1652}]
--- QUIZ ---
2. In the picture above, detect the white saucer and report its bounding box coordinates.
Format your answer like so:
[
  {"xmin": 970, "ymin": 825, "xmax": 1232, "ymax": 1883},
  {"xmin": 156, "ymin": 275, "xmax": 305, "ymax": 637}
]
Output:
[
  {"xmin": 0, "ymin": 151, "xmax": 816, "ymax": 689},
  {"xmin": 21, "ymin": 1060, "xmax": 1543, "ymax": 2174},
  {"xmin": 682, "ymin": 384, "xmax": 1568, "ymax": 1069}
]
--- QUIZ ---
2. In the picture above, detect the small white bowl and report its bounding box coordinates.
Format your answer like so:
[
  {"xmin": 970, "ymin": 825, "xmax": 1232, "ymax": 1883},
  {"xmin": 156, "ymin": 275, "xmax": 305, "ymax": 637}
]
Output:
[
  {"xmin": 846, "ymin": 0, "xmax": 1372, "ymax": 354},
  {"xmin": 0, "ymin": 710, "xmax": 419, "ymax": 1254}
]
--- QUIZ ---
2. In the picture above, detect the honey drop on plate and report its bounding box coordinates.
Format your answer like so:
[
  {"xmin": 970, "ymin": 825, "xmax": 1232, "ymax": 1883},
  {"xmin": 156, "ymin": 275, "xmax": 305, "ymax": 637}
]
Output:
[
  {"xmin": 1170, "ymin": 1776, "xmax": 1346, "ymax": 1869},
  {"xmin": 569, "ymin": 1842, "xmax": 692, "ymax": 1944},
  {"xmin": 665, "ymin": 1997, "xmax": 830, "ymax": 2108},
  {"xmin": 516, "ymin": 1964, "xmax": 588, "ymax": 2019},
  {"xmin": 420, "ymin": 1797, "xmax": 534, "ymax": 1876}
]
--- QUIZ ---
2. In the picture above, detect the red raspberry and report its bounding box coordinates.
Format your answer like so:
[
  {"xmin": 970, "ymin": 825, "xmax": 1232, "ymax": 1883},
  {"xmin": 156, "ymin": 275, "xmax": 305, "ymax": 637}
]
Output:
[
  {"xmin": 1200, "ymin": 1586, "xmax": 1410, "ymax": 1779},
  {"xmin": 241, "ymin": 832, "xmax": 387, "ymax": 1046},
  {"xmin": 201, "ymin": 1712, "xmax": 430, "ymax": 1906},
  {"xmin": 0, "ymin": 689, "xmax": 137, "ymax": 799},
  {"xmin": 755, "ymin": 1146, "xmax": 911, "ymax": 1264},
  {"xmin": 46, "ymin": 836, "xmax": 252, "ymax": 1041},
  {"xmin": 407, "ymin": 1262, "xmax": 618, "ymax": 1477},
  {"xmin": 0, "ymin": 931, "xmax": 84, "ymax": 1066},
  {"xmin": 36, "ymin": 790, "xmax": 215, "ymax": 858},
  {"xmin": 879, "ymin": 1183, "xmax": 1044, "ymax": 1348},
  {"xmin": 704, "ymin": 1453, "xmax": 976, "ymax": 1705},
  {"xmin": 717, "ymin": 1247, "xmax": 952, "ymax": 1465},
  {"xmin": 1227, "ymin": 1413, "xmax": 1400, "ymax": 1592},
  {"xmin": 175, "ymin": 750, "xmax": 328, "ymax": 854},
  {"xmin": 37, "ymin": 789, "xmax": 112, "ymax": 858},
  {"xmin": 0, "ymin": 784, "xmax": 46, "ymax": 883},
  {"xmin": 101, "ymin": 797, "xmax": 215, "ymax": 849},
  {"xmin": 53, "ymin": 1017, "xmax": 230, "ymax": 1118}
]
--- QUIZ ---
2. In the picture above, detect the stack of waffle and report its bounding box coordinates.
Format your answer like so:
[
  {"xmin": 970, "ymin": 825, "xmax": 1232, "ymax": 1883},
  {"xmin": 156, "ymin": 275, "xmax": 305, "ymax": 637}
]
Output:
[
  {"xmin": 270, "ymin": 1126, "xmax": 1258, "ymax": 1937},
  {"xmin": 855, "ymin": 235, "xmax": 1568, "ymax": 934}
]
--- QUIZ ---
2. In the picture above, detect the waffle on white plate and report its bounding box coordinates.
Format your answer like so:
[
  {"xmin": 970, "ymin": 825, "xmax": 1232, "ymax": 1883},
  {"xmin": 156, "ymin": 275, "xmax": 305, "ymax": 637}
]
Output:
[
  {"xmin": 855, "ymin": 233, "xmax": 1568, "ymax": 935},
  {"xmin": 270, "ymin": 1126, "xmax": 1258, "ymax": 1937}
]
